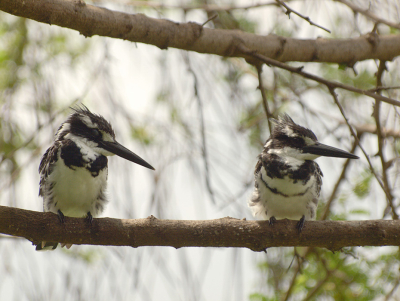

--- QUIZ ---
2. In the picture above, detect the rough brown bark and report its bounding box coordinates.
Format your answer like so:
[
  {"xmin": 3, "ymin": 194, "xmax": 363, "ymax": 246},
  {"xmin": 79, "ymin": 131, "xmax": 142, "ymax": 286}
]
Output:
[
  {"xmin": 1, "ymin": 206, "xmax": 399, "ymax": 251},
  {"xmin": 1, "ymin": 0, "xmax": 400, "ymax": 64}
]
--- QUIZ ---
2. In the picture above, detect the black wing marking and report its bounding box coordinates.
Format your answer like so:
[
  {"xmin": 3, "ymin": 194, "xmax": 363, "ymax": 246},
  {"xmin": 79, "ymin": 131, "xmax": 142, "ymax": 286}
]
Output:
[
  {"xmin": 259, "ymin": 152, "xmax": 288, "ymax": 179},
  {"xmin": 257, "ymin": 150, "xmax": 323, "ymax": 195},
  {"xmin": 38, "ymin": 142, "xmax": 60, "ymax": 196}
]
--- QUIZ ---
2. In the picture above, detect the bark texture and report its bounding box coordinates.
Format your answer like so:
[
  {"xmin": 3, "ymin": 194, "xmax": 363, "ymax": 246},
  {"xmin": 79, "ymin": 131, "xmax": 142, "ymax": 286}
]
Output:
[
  {"xmin": 1, "ymin": 206, "xmax": 399, "ymax": 251},
  {"xmin": 1, "ymin": 0, "xmax": 400, "ymax": 64}
]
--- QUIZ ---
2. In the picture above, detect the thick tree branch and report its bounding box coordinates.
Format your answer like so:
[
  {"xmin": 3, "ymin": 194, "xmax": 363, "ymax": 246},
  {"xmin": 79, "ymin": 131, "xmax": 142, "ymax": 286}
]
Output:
[
  {"xmin": 1, "ymin": 206, "xmax": 400, "ymax": 251},
  {"xmin": 1, "ymin": 0, "xmax": 400, "ymax": 65}
]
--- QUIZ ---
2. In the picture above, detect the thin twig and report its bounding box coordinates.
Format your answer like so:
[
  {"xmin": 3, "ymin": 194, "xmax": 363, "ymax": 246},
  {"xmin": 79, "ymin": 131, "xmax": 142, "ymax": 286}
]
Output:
[
  {"xmin": 334, "ymin": 0, "xmax": 400, "ymax": 30},
  {"xmin": 256, "ymin": 65, "xmax": 273, "ymax": 132},
  {"xmin": 368, "ymin": 86, "xmax": 400, "ymax": 93},
  {"xmin": 343, "ymin": 122, "xmax": 400, "ymax": 139},
  {"xmin": 184, "ymin": 54, "xmax": 217, "ymax": 204},
  {"xmin": 0, "ymin": 52, "xmax": 106, "ymax": 168},
  {"xmin": 275, "ymin": 0, "xmax": 331, "ymax": 33},
  {"xmin": 304, "ymin": 108, "xmax": 400, "ymax": 139},
  {"xmin": 384, "ymin": 277, "xmax": 400, "ymax": 301},
  {"xmin": 202, "ymin": 14, "xmax": 217, "ymax": 27},
  {"xmin": 282, "ymin": 255, "xmax": 302, "ymax": 301},
  {"xmin": 303, "ymin": 251, "xmax": 345, "ymax": 301},
  {"xmin": 374, "ymin": 60, "xmax": 398, "ymax": 219},
  {"xmin": 321, "ymin": 139, "xmax": 359, "ymax": 220},
  {"xmin": 237, "ymin": 44, "xmax": 400, "ymax": 107},
  {"xmin": 328, "ymin": 88, "xmax": 393, "ymax": 205},
  {"xmin": 283, "ymin": 247, "xmax": 312, "ymax": 301},
  {"xmin": 303, "ymin": 268, "xmax": 331, "ymax": 300}
]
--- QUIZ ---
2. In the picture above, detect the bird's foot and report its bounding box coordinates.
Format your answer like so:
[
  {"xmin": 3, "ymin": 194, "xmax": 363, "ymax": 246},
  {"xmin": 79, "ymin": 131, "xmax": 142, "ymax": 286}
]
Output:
[
  {"xmin": 57, "ymin": 210, "xmax": 65, "ymax": 223},
  {"xmin": 36, "ymin": 241, "xmax": 58, "ymax": 251},
  {"xmin": 86, "ymin": 212, "xmax": 93, "ymax": 225},
  {"xmin": 60, "ymin": 243, "xmax": 73, "ymax": 249},
  {"xmin": 269, "ymin": 216, "xmax": 276, "ymax": 226},
  {"xmin": 296, "ymin": 215, "xmax": 305, "ymax": 233}
]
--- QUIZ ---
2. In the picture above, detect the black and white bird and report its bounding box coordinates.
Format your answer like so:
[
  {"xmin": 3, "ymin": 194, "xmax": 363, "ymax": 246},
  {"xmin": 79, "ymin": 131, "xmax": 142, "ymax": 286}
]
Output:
[
  {"xmin": 37, "ymin": 106, "xmax": 154, "ymax": 250},
  {"xmin": 248, "ymin": 114, "xmax": 358, "ymax": 231}
]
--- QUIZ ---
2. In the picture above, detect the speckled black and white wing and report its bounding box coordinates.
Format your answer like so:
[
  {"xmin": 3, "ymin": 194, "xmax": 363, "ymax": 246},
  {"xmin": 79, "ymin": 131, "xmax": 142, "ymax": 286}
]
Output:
[
  {"xmin": 248, "ymin": 158, "xmax": 263, "ymax": 212},
  {"xmin": 39, "ymin": 142, "xmax": 61, "ymax": 201},
  {"xmin": 37, "ymin": 142, "xmax": 63, "ymax": 251}
]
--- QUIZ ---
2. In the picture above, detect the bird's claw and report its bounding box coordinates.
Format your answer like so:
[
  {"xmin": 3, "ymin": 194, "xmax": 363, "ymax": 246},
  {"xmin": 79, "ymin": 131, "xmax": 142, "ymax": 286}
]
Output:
[
  {"xmin": 57, "ymin": 210, "xmax": 65, "ymax": 223},
  {"xmin": 269, "ymin": 216, "xmax": 276, "ymax": 226},
  {"xmin": 86, "ymin": 212, "xmax": 93, "ymax": 225},
  {"xmin": 296, "ymin": 215, "xmax": 305, "ymax": 233}
]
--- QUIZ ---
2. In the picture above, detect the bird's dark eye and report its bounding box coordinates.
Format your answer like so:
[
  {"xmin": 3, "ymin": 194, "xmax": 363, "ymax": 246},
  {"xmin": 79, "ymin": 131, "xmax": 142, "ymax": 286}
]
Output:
[
  {"xmin": 291, "ymin": 137, "xmax": 304, "ymax": 145},
  {"xmin": 92, "ymin": 129, "xmax": 101, "ymax": 138}
]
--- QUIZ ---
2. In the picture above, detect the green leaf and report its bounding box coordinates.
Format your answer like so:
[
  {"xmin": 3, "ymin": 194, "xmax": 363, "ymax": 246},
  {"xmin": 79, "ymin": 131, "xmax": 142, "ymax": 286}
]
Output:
[
  {"xmin": 130, "ymin": 125, "xmax": 155, "ymax": 145},
  {"xmin": 353, "ymin": 170, "xmax": 373, "ymax": 199}
]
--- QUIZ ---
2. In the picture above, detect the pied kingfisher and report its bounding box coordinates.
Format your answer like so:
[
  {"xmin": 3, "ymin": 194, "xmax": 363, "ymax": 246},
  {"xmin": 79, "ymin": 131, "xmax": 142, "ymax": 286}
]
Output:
[
  {"xmin": 248, "ymin": 114, "xmax": 358, "ymax": 231},
  {"xmin": 37, "ymin": 106, "xmax": 154, "ymax": 250}
]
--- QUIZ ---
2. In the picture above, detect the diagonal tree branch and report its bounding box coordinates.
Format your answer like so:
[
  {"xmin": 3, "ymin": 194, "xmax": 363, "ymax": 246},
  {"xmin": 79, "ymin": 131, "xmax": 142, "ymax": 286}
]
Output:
[
  {"xmin": 275, "ymin": 0, "xmax": 331, "ymax": 33},
  {"xmin": 1, "ymin": 206, "xmax": 400, "ymax": 251},
  {"xmin": 321, "ymin": 139, "xmax": 359, "ymax": 220},
  {"xmin": 1, "ymin": 0, "xmax": 400, "ymax": 65},
  {"xmin": 256, "ymin": 65, "xmax": 273, "ymax": 133},
  {"xmin": 344, "ymin": 123, "xmax": 400, "ymax": 139},
  {"xmin": 334, "ymin": 0, "xmax": 400, "ymax": 30},
  {"xmin": 237, "ymin": 44, "xmax": 400, "ymax": 106},
  {"xmin": 328, "ymin": 88, "xmax": 394, "ymax": 204},
  {"xmin": 374, "ymin": 60, "xmax": 397, "ymax": 219}
]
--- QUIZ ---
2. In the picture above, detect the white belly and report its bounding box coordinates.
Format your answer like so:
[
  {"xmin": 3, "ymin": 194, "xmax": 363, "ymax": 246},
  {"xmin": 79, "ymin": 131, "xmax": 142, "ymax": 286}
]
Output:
[
  {"xmin": 44, "ymin": 158, "xmax": 108, "ymax": 217},
  {"xmin": 249, "ymin": 167, "xmax": 318, "ymax": 220}
]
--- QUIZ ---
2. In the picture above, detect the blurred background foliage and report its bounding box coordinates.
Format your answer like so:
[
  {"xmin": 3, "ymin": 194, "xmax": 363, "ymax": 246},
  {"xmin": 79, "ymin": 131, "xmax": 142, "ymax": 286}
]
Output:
[{"xmin": 1, "ymin": 0, "xmax": 400, "ymax": 300}]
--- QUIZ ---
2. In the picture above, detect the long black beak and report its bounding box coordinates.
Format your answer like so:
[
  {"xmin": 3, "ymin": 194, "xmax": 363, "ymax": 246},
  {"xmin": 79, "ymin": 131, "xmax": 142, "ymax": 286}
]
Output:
[
  {"xmin": 302, "ymin": 142, "xmax": 359, "ymax": 159},
  {"xmin": 100, "ymin": 140, "xmax": 155, "ymax": 170}
]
